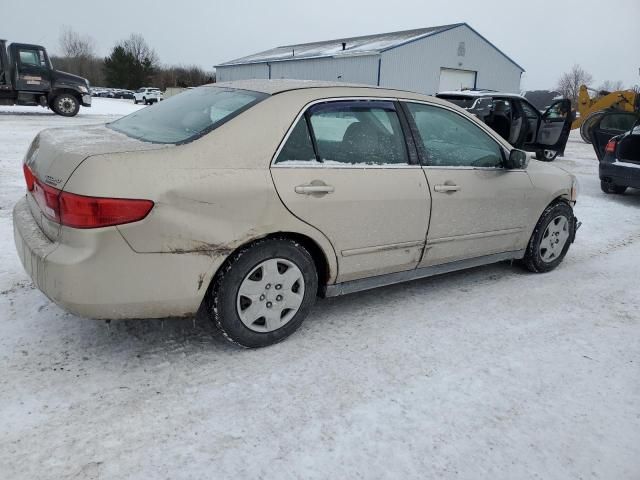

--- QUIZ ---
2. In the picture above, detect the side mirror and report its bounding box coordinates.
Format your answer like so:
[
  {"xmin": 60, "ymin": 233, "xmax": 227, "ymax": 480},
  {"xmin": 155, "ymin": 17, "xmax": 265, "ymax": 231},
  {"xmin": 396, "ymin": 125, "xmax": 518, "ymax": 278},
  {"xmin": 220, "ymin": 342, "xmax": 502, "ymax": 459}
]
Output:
[{"xmin": 505, "ymin": 149, "xmax": 529, "ymax": 170}]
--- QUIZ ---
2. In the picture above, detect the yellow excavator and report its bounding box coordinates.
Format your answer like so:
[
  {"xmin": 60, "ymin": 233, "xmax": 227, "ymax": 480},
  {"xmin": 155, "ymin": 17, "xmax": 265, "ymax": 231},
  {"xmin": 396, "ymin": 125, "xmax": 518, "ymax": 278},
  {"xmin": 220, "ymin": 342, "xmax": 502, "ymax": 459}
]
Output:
[{"xmin": 574, "ymin": 85, "xmax": 639, "ymax": 143}]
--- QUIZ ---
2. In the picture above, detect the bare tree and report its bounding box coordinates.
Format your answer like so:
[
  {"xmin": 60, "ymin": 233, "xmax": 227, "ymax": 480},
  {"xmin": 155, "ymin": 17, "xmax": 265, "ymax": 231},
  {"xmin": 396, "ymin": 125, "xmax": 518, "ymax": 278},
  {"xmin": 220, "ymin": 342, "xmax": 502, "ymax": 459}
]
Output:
[
  {"xmin": 59, "ymin": 26, "xmax": 95, "ymax": 58},
  {"xmin": 597, "ymin": 80, "xmax": 625, "ymax": 93},
  {"xmin": 122, "ymin": 34, "xmax": 159, "ymax": 68},
  {"xmin": 557, "ymin": 64, "xmax": 593, "ymax": 103}
]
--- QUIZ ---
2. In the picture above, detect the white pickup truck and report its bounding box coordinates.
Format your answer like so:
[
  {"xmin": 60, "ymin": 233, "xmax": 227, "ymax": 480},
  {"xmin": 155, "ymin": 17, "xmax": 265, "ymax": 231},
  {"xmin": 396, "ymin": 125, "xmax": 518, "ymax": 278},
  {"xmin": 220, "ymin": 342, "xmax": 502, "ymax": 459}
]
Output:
[{"xmin": 133, "ymin": 87, "xmax": 163, "ymax": 105}]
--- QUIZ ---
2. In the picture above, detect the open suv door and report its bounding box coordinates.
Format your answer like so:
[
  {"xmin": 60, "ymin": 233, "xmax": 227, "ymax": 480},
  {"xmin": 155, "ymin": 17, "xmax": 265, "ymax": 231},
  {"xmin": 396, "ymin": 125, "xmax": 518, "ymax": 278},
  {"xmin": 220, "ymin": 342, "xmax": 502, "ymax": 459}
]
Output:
[
  {"xmin": 524, "ymin": 99, "xmax": 572, "ymax": 161},
  {"xmin": 591, "ymin": 111, "xmax": 640, "ymax": 160}
]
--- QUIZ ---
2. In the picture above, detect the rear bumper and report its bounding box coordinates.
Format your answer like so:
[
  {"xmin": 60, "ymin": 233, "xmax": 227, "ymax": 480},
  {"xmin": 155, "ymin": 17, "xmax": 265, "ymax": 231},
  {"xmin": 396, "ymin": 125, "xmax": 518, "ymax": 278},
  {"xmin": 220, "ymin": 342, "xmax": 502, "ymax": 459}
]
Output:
[
  {"xmin": 13, "ymin": 197, "xmax": 219, "ymax": 320},
  {"xmin": 599, "ymin": 161, "xmax": 640, "ymax": 189}
]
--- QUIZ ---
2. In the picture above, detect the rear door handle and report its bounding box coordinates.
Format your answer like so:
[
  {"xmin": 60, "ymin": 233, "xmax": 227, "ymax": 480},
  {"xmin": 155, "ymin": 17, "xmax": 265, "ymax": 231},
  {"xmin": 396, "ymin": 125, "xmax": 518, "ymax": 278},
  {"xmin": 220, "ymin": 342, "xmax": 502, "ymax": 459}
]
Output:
[
  {"xmin": 295, "ymin": 184, "xmax": 335, "ymax": 195},
  {"xmin": 434, "ymin": 184, "xmax": 460, "ymax": 193}
]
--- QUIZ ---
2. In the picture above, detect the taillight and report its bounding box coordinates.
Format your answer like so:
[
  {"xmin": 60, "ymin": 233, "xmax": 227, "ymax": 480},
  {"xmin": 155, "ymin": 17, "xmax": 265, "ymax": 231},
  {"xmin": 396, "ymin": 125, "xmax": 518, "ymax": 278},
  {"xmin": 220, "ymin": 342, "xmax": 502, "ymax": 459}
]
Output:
[
  {"xmin": 605, "ymin": 139, "xmax": 617, "ymax": 154},
  {"xmin": 58, "ymin": 192, "xmax": 153, "ymax": 228},
  {"xmin": 25, "ymin": 165, "xmax": 153, "ymax": 228},
  {"xmin": 23, "ymin": 164, "xmax": 35, "ymax": 191}
]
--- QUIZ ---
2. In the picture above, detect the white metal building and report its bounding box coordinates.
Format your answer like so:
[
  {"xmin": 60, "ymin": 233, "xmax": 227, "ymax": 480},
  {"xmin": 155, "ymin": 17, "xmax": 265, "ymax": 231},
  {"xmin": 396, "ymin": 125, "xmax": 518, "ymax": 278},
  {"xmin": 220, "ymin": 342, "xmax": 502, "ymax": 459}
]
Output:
[{"xmin": 215, "ymin": 23, "xmax": 524, "ymax": 94}]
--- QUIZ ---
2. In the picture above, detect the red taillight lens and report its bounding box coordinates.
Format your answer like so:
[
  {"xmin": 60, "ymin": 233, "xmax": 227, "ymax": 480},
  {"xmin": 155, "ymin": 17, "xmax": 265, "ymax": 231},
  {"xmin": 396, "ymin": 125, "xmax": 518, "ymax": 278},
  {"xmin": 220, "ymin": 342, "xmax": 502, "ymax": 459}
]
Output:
[
  {"xmin": 25, "ymin": 166, "xmax": 153, "ymax": 228},
  {"xmin": 605, "ymin": 139, "xmax": 617, "ymax": 154},
  {"xmin": 58, "ymin": 192, "xmax": 153, "ymax": 229},
  {"xmin": 23, "ymin": 164, "xmax": 35, "ymax": 191},
  {"xmin": 31, "ymin": 175, "xmax": 62, "ymax": 223}
]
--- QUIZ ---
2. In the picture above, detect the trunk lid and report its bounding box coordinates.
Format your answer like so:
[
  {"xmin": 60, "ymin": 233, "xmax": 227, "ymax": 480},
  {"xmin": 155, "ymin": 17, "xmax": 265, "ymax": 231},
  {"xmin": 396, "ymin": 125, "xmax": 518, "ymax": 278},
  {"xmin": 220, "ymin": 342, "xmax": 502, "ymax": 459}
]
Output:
[{"xmin": 24, "ymin": 124, "xmax": 168, "ymax": 241}]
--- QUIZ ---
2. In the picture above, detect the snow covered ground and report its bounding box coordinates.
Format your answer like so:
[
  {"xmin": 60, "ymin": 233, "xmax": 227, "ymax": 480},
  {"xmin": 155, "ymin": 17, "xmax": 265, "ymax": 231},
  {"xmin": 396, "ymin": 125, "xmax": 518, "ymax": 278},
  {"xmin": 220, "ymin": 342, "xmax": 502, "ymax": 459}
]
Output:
[{"xmin": 0, "ymin": 99, "xmax": 638, "ymax": 480}]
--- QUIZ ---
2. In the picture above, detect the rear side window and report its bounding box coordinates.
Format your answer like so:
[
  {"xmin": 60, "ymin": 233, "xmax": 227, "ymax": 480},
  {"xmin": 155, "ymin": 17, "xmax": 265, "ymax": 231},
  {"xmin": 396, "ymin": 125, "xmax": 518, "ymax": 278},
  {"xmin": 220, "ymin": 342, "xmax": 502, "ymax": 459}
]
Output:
[
  {"xmin": 275, "ymin": 100, "xmax": 409, "ymax": 166},
  {"xmin": 599, "ymin": 113, "xmax": 638, "ymax": 132},
  {"xmin": 275, "ymin": 118, "xmax": 316, "ymax": 164},
  {"xmin": 406, "ymin": 102, "xmax": 503, "ymax": 168},
  {"xmin": 309, "ymin": 101, "xmax": 408, "ymax": 165},
  {"xmin": 109, "ymin": 86, "xmax": 267, "ymax": 144}
]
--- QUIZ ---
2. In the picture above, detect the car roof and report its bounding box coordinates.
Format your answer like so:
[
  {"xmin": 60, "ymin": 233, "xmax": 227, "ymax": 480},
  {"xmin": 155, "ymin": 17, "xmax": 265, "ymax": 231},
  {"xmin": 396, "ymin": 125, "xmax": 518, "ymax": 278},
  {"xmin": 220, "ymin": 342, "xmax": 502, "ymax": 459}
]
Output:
[
  {"xmin": 437, "ymin": 90, "xmax": 527, "ymax": 100},
  {"xmin": 204, "ymin": 79, "xmax": 458, "ymax": 107}
]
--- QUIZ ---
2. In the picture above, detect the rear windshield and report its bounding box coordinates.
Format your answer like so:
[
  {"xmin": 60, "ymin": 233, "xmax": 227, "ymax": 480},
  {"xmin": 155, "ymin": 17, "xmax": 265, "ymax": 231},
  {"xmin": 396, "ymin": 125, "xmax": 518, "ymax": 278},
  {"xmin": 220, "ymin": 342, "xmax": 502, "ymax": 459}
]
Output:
[
  {"xmin": 108, "ymin": 86, "xmax": 268, "ymax": 144},
  {"xmin": 437, "ymin": 95, "xmax": 476, "ymax": 108}
]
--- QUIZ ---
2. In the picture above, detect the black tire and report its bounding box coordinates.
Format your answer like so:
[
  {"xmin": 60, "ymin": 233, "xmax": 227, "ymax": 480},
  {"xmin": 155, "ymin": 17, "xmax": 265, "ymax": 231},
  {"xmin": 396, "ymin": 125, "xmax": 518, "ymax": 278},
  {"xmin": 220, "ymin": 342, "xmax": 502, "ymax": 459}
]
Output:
[
  {"xmin": 143, "ymin": 97, "xmax": 147, "ymax": 105},
  {"xmin": 51, "ymin": 93, "xmax": 80, "ymax": 117},
  {"xmin": 522, "ymin": 201, "xmax": 575, "ymax": 273},
  {"xmin": 600, "ymin": 180, "xmax": 627, "ymax": 194},
  {"xmin": 535, "ymin": 150, "xmax": 558, "ymax": 162},
  {"xmin": 207, "ymin": 238, "xmax": 318, "ymax": 348},
  {"xmin": 134, "ymin": 98, "xmax": 138, "ymax": 104}
]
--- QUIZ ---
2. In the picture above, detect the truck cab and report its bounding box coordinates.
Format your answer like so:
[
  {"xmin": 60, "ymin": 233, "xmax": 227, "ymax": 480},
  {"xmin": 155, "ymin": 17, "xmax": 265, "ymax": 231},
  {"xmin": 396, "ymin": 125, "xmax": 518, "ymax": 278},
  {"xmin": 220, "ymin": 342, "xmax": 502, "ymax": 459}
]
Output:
[{"xmin": 0, "ymin": 40, "xmax": 91, "ymax": 116}]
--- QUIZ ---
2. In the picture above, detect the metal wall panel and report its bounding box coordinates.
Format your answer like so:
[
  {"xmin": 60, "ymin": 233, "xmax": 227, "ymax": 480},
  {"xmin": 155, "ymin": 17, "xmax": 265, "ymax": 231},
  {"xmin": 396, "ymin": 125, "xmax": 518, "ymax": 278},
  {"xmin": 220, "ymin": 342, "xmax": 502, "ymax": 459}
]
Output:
[
  {"xmin": 269, "ymin": 55, "xmax": 379, "ymax": 84},
  {"xmin": 217, "ymin": 63, "xmax": 269, "ymax": 82},
  {"xmin": 380, "ymin": 24, "xmax": 523, "ymax": 94}
]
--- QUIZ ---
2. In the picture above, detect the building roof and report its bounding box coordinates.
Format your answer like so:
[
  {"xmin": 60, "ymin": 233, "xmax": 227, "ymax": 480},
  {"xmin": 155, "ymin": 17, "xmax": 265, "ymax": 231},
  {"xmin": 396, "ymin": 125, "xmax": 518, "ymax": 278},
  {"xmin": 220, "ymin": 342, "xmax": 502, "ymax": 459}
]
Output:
[
  {"xmin": 217, "ymin": 23, "xmax": 464, "ymax": 67},
  {"xmin": 216, "ymin": 23, "xmax": 524, "ymax": 72}
]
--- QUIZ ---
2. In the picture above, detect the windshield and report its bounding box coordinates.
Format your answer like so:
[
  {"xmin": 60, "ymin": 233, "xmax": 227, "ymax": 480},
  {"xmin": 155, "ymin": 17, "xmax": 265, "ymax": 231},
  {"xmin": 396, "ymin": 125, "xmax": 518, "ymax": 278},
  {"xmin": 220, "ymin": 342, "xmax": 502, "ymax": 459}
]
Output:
[
  {"xmin": 437, "ymin": 95, "xmax": 477, "ymax": 109},
  {"xmin": 108, "ymin": 86, "xmax": 268, "ymax": 144}
]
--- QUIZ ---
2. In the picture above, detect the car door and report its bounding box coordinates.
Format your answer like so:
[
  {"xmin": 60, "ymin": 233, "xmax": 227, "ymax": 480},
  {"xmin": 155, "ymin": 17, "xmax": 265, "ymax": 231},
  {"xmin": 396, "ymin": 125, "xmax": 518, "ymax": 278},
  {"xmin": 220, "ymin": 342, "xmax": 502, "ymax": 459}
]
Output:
[
  {"xmin": 402, "ymin": 101, "xmax": 533, "ymax": 267},
  {"xmin": 532, "ymin": 99, "xmax": 573, "ymax": 154},
  {"xmin": 591, "ymin": 111, "xmax": 640, "ymax": 160},
  {"xmin": 14, "ymin": 46, "xmax": 51, "ymax": 92},
  {"xmin": 270, "ymin": 99, "xmax": 431, "ymax": 283}
]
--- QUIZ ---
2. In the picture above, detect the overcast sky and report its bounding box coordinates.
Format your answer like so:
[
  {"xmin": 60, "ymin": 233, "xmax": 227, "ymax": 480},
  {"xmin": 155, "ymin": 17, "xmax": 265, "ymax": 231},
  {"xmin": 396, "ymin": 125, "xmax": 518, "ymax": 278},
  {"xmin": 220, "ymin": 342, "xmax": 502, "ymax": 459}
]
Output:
[{"xmin": 3, "ymin": 0, "xmax": 639, "ymax": 90}]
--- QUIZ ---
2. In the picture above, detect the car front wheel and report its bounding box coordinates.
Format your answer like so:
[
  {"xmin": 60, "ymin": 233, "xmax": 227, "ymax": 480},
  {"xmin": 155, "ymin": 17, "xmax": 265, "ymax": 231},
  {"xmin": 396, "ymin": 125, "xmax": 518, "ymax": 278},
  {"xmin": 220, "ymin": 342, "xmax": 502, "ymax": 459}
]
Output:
[
  {"xmin": 207, "ymin": 238, "xmax": 318, "ymax": 348},
  {"xmin": 523, "ymin": 202, "xmax": 575, "ymax": 273}
]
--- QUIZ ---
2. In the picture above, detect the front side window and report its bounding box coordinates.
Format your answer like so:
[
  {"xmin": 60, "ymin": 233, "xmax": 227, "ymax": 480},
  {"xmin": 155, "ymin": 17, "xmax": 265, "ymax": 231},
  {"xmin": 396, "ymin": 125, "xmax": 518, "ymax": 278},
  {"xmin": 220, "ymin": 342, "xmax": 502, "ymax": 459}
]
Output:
[
  {"xmin": 19, "ymin": 49, "xmax": 40, "ymax": 66},
  {"xmin": 308, "ymin": 101, "xmax": 408, "ymax": 165},
  {"xmin": 406, "ymin": 102, "xmax": 504, "ymax": 168},
  {"xmin": 108, "ymin": 86, "xmax": 267, "ymax": 144}
]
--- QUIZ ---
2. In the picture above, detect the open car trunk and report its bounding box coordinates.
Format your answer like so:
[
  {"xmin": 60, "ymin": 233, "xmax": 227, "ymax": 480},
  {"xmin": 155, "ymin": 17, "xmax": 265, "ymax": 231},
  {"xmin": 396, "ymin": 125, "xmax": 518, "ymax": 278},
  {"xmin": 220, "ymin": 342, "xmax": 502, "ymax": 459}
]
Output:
[{"xmin": 618, "ymin": 132, "xmax": 640, "ymax": 164}]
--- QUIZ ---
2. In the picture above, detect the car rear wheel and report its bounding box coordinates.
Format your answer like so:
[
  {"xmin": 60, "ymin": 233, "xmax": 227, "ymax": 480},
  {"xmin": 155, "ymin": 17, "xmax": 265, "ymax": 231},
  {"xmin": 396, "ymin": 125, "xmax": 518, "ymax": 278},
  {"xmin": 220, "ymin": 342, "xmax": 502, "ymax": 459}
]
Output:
[
  {"xmin": 522, "ymin": 202, "xmax": 575, "ymax": 273},
  {"xmin": 535, "ymin": 149, "xmax": 558, "ymax": 161},
  {"xmin": 207, "ymin": 238, "xmax": 318, "ymax": 348},
  {"xmin": 51, "ymin": 93, "xmax": 80, "ymax": 117},
  {"xmin": 600, "ymin": 180, "xmax": 627, "ymax": 194}
]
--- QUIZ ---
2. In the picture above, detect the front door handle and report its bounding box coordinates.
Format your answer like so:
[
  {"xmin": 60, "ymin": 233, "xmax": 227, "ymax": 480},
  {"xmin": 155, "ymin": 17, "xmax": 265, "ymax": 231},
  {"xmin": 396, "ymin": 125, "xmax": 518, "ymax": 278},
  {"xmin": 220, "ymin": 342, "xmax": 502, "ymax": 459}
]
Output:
[
  {"xmin": 295, "ymin": 183, "xmax": 335, "ymax": 195},
  {"xmin": 434, "ymin": 184, "xmax": 460, "ymax": 193}
]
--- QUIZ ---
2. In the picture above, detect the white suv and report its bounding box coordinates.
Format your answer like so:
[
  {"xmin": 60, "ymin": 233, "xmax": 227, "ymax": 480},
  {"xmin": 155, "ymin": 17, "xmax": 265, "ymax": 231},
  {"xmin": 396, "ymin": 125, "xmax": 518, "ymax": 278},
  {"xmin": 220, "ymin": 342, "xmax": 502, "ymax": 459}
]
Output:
[{"xmin": 133, "ymin": 87, "xmax": 163, "ymax": 105}]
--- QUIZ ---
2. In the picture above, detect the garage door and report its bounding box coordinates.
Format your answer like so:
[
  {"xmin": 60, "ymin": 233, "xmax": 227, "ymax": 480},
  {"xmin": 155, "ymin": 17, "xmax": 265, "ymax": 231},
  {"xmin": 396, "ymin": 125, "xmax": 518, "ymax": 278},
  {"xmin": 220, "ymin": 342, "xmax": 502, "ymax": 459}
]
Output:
[{"xmin": 438, "ymin": 68, "xmax": 477, "ymax": 92}]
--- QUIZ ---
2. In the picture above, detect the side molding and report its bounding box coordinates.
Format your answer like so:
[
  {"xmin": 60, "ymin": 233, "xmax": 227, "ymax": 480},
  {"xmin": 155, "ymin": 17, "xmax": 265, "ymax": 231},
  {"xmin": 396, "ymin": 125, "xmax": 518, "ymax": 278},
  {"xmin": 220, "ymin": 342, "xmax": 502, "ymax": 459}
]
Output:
[{"xmin": 323, "ymin": 250, "xmax": 525, "ymax": 297}]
